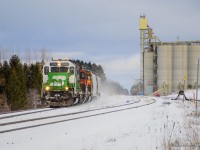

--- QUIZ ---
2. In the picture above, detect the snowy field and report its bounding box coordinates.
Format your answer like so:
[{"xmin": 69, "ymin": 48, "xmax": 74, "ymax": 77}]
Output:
[{"xmin": 0, "ymin": 93, "xmax": 200, "ymax": 150}]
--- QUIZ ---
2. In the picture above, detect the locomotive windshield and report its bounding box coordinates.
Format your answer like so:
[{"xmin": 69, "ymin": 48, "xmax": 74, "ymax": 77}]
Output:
[
  {"xmin": 44, "ymin": 66, "xmax": 49, "ymax": 75},
  {"xmin": 87, "ymin": 75, "xmax": 91, "ymax": 80},
  {"xmin": 80, "ymin": 72, "xmax": 85, "ymax": 79},
  {"xmin": 60, "ymin": 67, "xmax": 68, "ymax": 72},
  {"xmin": 70, "ymin": 67, "xmax": 74, "ymax": 74},
  {"xmin": 51, "ymin": 67, "xmax": 68, "ymax": 72}
]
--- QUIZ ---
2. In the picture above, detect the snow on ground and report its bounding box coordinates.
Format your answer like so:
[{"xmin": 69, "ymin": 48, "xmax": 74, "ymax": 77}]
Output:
[
  {"xmin": 0, "ymin": 93, "xmax": 200, "ymax": 150},
  {"xmin": 0, "ymin": 95, "xmax": 137, "ymax": 124}
]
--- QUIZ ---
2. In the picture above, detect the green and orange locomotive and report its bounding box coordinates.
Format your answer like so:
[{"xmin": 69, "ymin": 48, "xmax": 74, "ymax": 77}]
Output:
[{"xmin": 41, "ymin": 59, "xmax": 101, "ymax": 107}]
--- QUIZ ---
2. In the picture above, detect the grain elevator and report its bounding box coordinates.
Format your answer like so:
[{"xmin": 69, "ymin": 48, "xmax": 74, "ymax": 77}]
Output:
[{"xmin": 139, "ymin": 15, "xmax": 200, "ymax": 95}]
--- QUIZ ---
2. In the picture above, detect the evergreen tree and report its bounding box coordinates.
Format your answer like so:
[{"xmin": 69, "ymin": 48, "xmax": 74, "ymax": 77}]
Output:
[
  {"xmin": 6, "ymin": 68, "xmax": 26, "ymax": 110},
  {"xmin": 33, "ymin": 64, "xmax": 42, "ymax": 94},
  {"xmin": 1, "ymin": 61, "xmax": 10, "ymax": 96},
  {"xmin": 0, "ymin": 66, "xmax": 5, "ymax": 93},
  {"xmin": 88, "ymin": 61, "xmax": 92, "ymax": 70},
  {"xmin": 5, "ymin": 55, "xmax": 27, "ymax": 110},
  {"xmin": 24, "ymin": 63, "xmax": 32, "ymax": 90},
  {"xmin": 25, "ymin": 63, "xmax": 42, "ymax": 93},
  {"xmin": 2, "ymin": 61, "xmax": 10, "ymax": 82}
]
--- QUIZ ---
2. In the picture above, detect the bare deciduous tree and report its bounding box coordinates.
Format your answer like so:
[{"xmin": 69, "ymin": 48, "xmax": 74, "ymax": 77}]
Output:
[{"xmin": 24, "ymin": 48, "xmax": 31, "ymax": 65}]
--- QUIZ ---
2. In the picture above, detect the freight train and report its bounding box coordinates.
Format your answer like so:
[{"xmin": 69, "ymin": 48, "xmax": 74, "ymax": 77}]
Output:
[{"xmin": 41, "ymin": 59, "xmax": 101, "ymax": 107}]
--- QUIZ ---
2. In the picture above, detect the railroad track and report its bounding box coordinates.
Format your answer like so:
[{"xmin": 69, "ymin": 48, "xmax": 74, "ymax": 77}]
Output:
[
  {"xmin": 0, "ymin": 108, "xmax": 56, "ymax": 120},
  {"xmin": 0, "ymin": 97, "xmax": 156, "ymax": 134},
  {"xmin": 0, "ymin": 99, "xmax": 102, "ymax": 120}
]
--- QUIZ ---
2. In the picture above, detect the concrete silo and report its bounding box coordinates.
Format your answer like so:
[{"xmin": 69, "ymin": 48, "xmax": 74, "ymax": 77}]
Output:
[
  {"xmin": 144, "ymin": 52, "xmax": 154, "ymax": 95},
  {"xmin": 138, "ymin": 16, "xmax": 200, "ymax": 95},
  {"xmin": 172, "ymin": 45, "xmax": 188, "ymax": 91},
  {"xmin": 157, "ymin": 45, "xmax": 172, "ymax": 94}
]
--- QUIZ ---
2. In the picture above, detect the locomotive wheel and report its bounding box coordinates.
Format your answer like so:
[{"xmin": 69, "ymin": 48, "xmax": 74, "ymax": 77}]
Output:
[
  {"xmin": 82, "ymin": 95, "xmax": 88, "ymax": 103},
  {"xmin": 79, "ymin": 94, "xmax": 85, "ymax": 104},
  {"xmin": 84, "ymin": 95, "xmax": 89, "ymax": 102},
  {"xmin": 73, "ymin": 97, "xmax": 79, "ymax": 105},
  {"xmin": 88, "ymin": 95, "xmax": 92, "ymax": 102}
]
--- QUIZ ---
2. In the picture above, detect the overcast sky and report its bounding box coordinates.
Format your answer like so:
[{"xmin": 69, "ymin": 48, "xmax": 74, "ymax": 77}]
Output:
[{"xmin": 0, "ymin": 0, "xmax": 200, "ymax": 90}]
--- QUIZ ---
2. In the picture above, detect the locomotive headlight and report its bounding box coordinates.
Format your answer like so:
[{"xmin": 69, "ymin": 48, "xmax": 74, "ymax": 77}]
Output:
[
  {"xmin": 57, "ymin": 61, "xmax": 61, "ymax": 67},
  {"xmin": 45, "ymin": 86, "xmax": 50, "ymax": 91},
  {"xmin": 65, "ymin": 87, "xmax": 69, "ymax": 91}
]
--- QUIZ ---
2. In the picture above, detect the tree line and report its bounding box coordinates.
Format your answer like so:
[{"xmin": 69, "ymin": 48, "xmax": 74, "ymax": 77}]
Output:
[{"xmin": 0, "ymin": 55, "xmax": 42, "ymax": 111}]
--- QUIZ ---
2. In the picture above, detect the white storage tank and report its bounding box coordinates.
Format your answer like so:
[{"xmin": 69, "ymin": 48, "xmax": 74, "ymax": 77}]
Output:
[
  {"xmin": 172, "ymin": 45, "xmax": 188, "ymax": 92},
  {"xmin": 142, "ymin": 41, "xmax": 200, "ymax": 94},
  {"xmin": 157, "ymin": 45, "xmax": 172, "ymax": 94},
  {"xmin": 144, "ymin": 52, "xmax": 154, "ymax": 94}
]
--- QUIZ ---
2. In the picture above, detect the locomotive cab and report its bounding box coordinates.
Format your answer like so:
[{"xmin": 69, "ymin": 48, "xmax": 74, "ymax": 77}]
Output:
[
  {"xmin": 79, "ymin": 68, "xmax": 87, "ymax": 103},
  {"xmin": 41, "ymin": 59, "xmax": 79, "ymax": 107},
  {"xmin": 86, "ymin": 71, "xmax": 92, "ymax": 101}
]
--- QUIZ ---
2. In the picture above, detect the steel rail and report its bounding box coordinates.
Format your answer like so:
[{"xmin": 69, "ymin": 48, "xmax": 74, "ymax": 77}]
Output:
[
  {"xmin": 0, "ymin": 98, "xmax": 156, "ymax": 134},
  {"xmin": 0, "ymin": 99, "xmax": 140, "ymax": 126}
]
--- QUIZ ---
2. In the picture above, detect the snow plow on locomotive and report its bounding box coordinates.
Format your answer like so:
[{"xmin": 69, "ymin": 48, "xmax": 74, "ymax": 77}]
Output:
[{"xmin": 41, "ymin": 59, "xmax": 101, "ymax": 107}]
